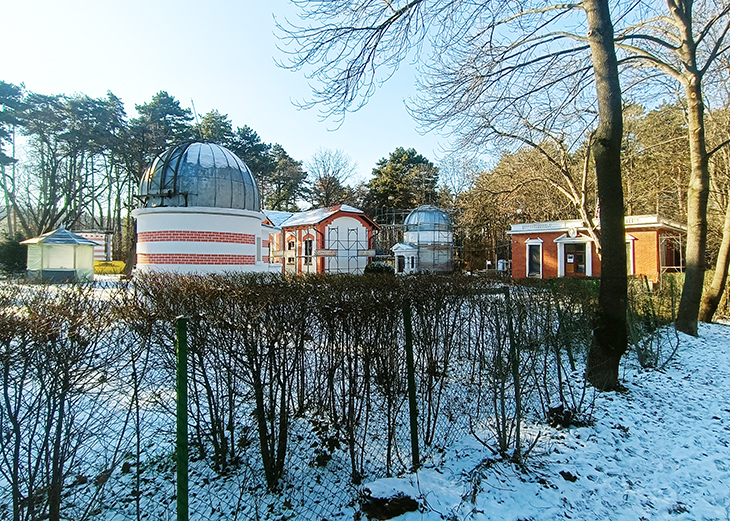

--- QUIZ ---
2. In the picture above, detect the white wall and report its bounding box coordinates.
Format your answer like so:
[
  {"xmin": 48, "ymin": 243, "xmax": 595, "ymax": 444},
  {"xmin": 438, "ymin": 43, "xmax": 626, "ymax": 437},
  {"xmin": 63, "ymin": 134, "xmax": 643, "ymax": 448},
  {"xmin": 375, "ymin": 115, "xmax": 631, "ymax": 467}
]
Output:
[{"xmin": 324, "ymin": 216, "xmax": 368, "ymax": 274}]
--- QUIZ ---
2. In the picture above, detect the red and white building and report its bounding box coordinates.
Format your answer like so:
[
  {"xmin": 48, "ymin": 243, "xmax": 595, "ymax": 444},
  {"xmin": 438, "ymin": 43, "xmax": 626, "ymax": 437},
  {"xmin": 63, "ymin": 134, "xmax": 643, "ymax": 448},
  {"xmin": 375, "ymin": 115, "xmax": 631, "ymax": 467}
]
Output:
[
  {"xmin": 265, "ymin": 205, "xmax": 378, "ymax": 275},
  {"xmin": 76, "ymin": 231, "xmax": 112, "ymax": 262},
  {"xmin": 132, "ymin": 142, "xmax": 282, "ymax": 274},
  {"xmin": 508, "ymin": 215, "xmax": 685, "ymax": 282}
]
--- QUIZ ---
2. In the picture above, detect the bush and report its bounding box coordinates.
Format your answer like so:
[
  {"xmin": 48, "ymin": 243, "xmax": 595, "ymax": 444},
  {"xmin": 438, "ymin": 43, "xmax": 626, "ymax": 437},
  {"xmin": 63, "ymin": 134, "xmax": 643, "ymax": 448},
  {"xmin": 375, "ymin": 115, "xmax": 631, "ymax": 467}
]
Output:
[
  {"xmin": 0, "ymin": 233, "xmax": 26, "ymax": 273},
  {"xmin": 364, "ymin": 260, "xmax": 395, "ymax": 275}
]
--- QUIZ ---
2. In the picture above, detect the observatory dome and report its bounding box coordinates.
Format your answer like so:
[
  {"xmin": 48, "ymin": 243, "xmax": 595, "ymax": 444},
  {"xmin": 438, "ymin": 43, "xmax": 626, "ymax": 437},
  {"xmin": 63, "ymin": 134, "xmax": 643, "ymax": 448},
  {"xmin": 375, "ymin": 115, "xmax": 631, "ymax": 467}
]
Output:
[
  {"xmin": 404, "ymin": 205, "xmax": 451, "ymax": 229},
  {"xmin": 138, "ymin": 142, "xmax": 260, "ymax": 211}
]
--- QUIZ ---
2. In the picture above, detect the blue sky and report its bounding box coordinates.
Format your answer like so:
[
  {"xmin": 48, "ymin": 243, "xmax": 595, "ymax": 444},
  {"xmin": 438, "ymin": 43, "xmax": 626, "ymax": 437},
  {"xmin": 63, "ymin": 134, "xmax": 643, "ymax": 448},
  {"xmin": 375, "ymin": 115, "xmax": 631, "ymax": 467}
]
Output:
[{"xmin": 2, "ymin": 0, "xmax": 454, "ymax": 183}]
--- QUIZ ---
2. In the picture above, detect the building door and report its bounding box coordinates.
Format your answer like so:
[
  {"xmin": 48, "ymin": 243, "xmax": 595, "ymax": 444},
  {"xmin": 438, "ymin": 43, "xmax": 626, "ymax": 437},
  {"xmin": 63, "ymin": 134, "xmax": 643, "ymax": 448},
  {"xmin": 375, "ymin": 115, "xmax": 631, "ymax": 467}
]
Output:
[{"xmin": 564, "ymin": 243, "xmax": 586, "ymax": 276}]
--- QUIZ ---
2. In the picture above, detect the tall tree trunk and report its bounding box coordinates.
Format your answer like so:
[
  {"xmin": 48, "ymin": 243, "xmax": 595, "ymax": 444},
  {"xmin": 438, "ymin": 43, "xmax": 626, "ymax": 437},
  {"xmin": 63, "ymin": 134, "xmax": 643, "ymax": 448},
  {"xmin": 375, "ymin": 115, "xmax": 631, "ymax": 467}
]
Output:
[
  {"xmin": 49, "ymin": 380, "xmax": 68, "ymax": 521},
  {"xmin": 676, "ymin": 74, "xmax": 710, "ymax": 335},
  {"xmin": 699, "ymin": 194, "xmax": 730, "ymax": 321},
  {"xmin": 583, "ymin": 0, "xmax": 628, "ymax": 391}
]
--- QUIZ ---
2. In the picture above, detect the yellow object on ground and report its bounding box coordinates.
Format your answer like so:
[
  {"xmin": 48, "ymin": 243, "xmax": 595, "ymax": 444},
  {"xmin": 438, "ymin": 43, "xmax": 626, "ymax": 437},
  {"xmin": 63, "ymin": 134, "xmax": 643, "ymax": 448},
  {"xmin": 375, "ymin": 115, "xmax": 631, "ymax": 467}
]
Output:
[{"xmin": 94, "ymin": 261, "xmax": 126, "ymax": 274}]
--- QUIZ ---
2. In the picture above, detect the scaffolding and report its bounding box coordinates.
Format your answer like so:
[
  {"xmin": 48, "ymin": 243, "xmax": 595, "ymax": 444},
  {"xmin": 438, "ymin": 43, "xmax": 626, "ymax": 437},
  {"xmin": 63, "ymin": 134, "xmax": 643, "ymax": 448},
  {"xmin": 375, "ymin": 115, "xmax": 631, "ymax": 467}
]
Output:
[
  {"xmin": 404, "ymin": 222, "xmax": 453, "ymax": 273},
  {"xmin": 324, "ymin": 226, "xmax": 369, "ymax": 274}
]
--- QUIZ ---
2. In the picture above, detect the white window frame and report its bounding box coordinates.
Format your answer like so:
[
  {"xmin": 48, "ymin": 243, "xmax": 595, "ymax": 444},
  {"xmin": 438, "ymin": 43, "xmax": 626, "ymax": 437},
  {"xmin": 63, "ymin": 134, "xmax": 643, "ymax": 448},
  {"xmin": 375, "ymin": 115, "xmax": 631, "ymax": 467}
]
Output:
[
  {"xmin": 525, "ymin": 238, "xmax": 543, "ymax": 278},
  {"xmin": 304, "ymin": 238, "xmax": 313, "ymax": 265},
  {"xmin": 626, "ymin": 234, "xmax": 636, "ymax": 275}
]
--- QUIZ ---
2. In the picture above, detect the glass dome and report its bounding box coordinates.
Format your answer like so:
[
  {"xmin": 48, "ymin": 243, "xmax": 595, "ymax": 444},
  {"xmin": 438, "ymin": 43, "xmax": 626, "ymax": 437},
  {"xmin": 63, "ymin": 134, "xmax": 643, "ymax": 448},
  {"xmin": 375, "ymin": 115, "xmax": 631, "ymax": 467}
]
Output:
[
  {"xmin": 138, "ymin": 142, "xmax": 260, "ymax": 211},
  {"xmin": 404, "ymin": 205, "xmax": 451, "ymax": 229}
]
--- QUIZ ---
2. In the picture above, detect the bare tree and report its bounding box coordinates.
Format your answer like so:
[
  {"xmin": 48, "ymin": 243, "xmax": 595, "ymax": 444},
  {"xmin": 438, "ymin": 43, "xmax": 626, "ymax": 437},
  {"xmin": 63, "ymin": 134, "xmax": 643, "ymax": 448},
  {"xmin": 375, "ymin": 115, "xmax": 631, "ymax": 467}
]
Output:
[
  {"xmin": 278, "ymin": 0, "xmax": 626, "ymax": 389},
  {"xmin": 613, "ymin": 0, "xmax": 730, "ymax": 334},
  {"xmin": 306, "ymin": 147, "xmax": 357, "ymax": 207},
  {"xmin": 700, "ymin": 105, "xmax": 730, "ymax": 320},
  {"xmin": 437, "ymin": 155, "xmax": 482, "ymax": 205}
]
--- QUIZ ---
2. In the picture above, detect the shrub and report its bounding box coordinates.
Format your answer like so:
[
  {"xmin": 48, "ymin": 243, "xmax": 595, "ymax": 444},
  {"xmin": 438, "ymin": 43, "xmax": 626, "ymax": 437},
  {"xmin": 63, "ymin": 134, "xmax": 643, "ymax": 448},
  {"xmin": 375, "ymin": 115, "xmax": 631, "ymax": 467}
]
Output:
[
  {"xmin": 0, "ymin": 233, "xmax": 26, "ymax": 273},
  {"xmin": 364, "ymin": 260, "xmax": 395, "ymax": 275}
]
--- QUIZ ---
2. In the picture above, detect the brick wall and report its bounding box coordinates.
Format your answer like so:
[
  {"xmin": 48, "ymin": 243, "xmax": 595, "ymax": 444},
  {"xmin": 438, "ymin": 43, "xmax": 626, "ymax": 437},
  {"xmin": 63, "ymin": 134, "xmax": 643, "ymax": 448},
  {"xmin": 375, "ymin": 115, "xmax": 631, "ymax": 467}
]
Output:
[
  {"xmin": 511, "ymin": 232, "xmax": 601, "ymax": 278},
  {"xmin": 137, "ymin": 253, "xmax": 256, "ymax": 265},
  {"xmin": 138, "ymin": 230, "xmax": 255, "ymax": 244},
  {"xmin": 631, "ymin": 229, "xmax": 660, "ymax": 282}
]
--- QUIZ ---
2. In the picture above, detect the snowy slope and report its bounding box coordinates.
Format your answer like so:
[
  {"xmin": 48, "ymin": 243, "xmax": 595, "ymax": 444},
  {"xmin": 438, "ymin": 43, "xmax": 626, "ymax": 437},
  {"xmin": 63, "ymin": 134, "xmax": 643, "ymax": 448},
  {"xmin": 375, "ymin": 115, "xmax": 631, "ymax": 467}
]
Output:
[{"xmin": 365, "ymin": 323, "xmax": 730, "ymax": 521}]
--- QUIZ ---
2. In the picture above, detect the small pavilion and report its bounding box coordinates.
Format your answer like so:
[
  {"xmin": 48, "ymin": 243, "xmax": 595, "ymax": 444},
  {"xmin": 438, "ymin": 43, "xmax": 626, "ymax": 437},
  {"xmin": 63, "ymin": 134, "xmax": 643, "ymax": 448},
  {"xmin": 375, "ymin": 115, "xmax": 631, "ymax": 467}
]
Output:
[{"xmin": 21, "ymin": 227, "xmax": 98, "ymax": 282}]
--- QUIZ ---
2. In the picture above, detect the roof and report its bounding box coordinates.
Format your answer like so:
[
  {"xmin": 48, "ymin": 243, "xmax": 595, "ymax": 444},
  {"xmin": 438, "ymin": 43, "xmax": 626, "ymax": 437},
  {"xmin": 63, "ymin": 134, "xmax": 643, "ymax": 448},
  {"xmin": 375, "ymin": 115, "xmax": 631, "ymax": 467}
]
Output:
[
  {"xmin": 138, "ymin": 142, "xmax": 260, "ymax": 211},
  {"xmin": 508, "ymin": 215, "xmax": 686, "ymax": 235},
  {"xmin": 266, "ymin": 205, "xmax": 377, "ymax": 229},
  {"xmin": 391, "ymin": 242, "xmax": 418, "ymax": 252},
  {"xmin": 263, "ymin": 210, "xmax": 295, "ymax": 227},
  {"xmin": 21, "ymin": 227, "xmax": 100, "ymax": 246},
  {"xmin": 404, "ymin": 205, "xmax": 451, "ymax": 227}
]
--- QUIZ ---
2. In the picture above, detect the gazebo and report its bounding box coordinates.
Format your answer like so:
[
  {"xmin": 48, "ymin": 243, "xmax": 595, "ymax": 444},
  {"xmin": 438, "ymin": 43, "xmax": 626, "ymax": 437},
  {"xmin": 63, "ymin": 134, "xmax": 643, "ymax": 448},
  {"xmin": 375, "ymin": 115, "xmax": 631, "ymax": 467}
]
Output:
[{"xmin": 21, "ymin": 227, "xmax": 98, "ymax": 282}]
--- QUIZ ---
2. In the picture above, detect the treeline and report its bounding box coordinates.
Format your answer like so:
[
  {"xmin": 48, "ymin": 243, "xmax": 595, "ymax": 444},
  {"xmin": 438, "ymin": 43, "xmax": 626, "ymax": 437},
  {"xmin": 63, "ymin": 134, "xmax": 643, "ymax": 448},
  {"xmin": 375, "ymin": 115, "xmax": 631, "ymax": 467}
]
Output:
[{"xmin": 0, "ymin": 85, "xmax": 315, "ymax": 255}]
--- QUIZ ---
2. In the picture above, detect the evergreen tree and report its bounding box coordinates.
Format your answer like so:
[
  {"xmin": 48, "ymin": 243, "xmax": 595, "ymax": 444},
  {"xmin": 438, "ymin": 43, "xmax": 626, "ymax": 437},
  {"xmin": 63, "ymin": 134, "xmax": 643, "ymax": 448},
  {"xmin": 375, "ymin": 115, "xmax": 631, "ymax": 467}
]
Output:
[
  {"xmin": 125, "ymin": 91, "xmax": 193, "ymax": 179},
  {"xmin": 264, "ymin": 144, "xmax": 307, "ymax": 211},
  {"xmin": 365, "ymin": 147, "xmax": 438, "ymax": 211},
  {"xmin": 0, "ymin": 81, "xmax": 22, "ymax": 166},
  {"xmin": 194, "ymin": 109, "xmax": 235, "ymax": 145}
]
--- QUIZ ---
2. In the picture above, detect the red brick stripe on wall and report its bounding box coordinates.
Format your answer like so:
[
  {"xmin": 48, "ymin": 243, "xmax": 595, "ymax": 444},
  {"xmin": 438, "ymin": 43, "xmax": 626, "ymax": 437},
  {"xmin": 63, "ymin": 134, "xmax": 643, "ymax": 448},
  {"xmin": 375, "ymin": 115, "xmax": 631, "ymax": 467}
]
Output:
[
  {"xmin": 137, "ymin": 253, "xmax": 256, "ymax": 265},
  {"xmin": 262, "ymin": 240, "xmax": 270, "ymax": 248},
  {"xmin": 138, "ymin": 231, "xmax": 256, "ymax": 244}
]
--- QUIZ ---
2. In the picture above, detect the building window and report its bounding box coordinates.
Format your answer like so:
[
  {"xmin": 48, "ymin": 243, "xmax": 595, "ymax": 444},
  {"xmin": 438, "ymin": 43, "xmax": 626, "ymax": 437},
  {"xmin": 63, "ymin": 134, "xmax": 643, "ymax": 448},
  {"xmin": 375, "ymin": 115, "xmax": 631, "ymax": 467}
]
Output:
[
  {"xmin": 525, "ymin": 238, "xmax": 543, "ymax": 278},
  {"xmin": 626, "ymin": 239, "xmax": 635, "ymax": 275},
  {"xmin": 304, "ymin": 239, "xmax": 313, "ymax": 265},
  {"xmin": 287, "ymin": 240, "xmax": 295, "ymax": 251},
  {"xmin": 528, "ymin": 245, "xmax": 541, "ymax": 277},
  {"xmin": 287, "ymin": 257, "xmax": 295, "ymax": 264}
]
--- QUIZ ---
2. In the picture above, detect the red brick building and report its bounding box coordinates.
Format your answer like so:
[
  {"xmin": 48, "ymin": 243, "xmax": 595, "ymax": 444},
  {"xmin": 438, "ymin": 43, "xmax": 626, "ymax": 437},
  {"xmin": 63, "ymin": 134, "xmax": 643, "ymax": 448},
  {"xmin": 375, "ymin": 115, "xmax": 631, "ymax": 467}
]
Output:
[{"xmin": 508, "ymin": 215, "xmax": 685, "ymax": 282}]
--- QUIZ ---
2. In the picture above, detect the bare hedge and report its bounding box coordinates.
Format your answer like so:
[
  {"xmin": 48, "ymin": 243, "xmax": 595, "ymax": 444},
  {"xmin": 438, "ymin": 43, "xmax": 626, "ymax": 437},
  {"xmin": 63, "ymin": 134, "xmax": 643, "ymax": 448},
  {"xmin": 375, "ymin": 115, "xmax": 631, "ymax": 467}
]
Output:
[{"xmin": 0, "ymin": 273, "xmax": 615, "ymax": 521}]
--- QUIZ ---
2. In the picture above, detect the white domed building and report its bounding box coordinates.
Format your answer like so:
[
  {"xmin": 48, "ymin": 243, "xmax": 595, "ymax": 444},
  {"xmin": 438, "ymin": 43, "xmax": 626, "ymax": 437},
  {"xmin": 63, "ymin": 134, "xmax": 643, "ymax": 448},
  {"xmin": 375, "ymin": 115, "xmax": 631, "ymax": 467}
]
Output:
[
  {"xmin": 132, "ymin": 142, "xmax": 281, "ymax": 274},
  {"xmin": 392, "ymin": 205, "xmax": 454, "ymax": 274}
]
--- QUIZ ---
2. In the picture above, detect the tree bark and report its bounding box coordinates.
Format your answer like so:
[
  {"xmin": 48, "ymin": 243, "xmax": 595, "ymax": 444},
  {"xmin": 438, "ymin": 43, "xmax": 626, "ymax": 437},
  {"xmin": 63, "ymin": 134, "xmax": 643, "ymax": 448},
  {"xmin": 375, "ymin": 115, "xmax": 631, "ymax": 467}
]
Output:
[
  {"xmin": 676, "ymin": 73, "xmax": 710, "ymax": 335},
  {"xmin": 583, "ymin": 0, "xmax": 628, "ymax": 391},
  {"xmin": 699, "ymin": 194, "xmax": 730, "ymax": 322}
]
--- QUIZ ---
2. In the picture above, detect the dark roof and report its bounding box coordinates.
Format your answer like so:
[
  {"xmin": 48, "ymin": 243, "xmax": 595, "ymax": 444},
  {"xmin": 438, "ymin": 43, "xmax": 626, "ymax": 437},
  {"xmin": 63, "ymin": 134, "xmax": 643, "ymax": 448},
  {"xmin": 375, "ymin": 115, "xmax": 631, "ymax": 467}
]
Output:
[
  {"xmin": 21, "ymin": 227, "xmax": 99, "ymax": 246},
  {"xmin": 138, "ymin": 142, "xmax": 260, "ymax": 211}
]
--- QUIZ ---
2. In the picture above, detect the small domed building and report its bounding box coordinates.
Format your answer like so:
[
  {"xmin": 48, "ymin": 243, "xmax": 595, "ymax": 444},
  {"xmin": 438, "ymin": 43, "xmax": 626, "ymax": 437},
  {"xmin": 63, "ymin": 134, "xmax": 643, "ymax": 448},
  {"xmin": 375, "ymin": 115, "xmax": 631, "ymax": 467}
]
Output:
[
  {"xmin": 392, "ymin": 205, "xmax": 453, "ymax": 274},
  {"xmin": 132, "ymin": 142, "xmax": 281, "ymax": 274}
]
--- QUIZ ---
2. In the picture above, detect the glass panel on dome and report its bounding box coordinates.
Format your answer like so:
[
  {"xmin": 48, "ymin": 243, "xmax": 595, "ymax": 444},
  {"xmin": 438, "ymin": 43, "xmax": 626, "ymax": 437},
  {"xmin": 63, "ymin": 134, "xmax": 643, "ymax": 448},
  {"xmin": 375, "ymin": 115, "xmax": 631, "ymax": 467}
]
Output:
[
  {"xmin": 198, "ymin": 174, "xmax": 216, "ymax": 207},
  {"xmin": 146, "ymin": 158, "xmax": 161, "ymax": 195},
  {"xmin": 197, "ymin": 143, "xmax": 215, "ymax": 169},
  {"xmin": 230, "ymin": 174, "xmax": 244, "ymax": 208}
]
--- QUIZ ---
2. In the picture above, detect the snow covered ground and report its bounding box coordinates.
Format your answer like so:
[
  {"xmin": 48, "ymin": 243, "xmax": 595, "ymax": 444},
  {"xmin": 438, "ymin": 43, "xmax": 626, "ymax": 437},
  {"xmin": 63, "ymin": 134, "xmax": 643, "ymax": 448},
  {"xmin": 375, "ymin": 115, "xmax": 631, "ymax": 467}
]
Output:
[{"xmin": 365, "ymin": 323, "xmax": 730, "ymax": 520}]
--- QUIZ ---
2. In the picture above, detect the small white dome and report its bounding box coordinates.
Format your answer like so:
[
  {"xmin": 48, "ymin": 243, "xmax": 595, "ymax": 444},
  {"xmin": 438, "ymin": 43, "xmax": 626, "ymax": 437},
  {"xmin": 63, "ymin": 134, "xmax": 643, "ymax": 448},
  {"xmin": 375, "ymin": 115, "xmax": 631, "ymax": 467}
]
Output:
[{"xmin": 404, "ymin": 205, "xmax": 451, "ymax": 229}]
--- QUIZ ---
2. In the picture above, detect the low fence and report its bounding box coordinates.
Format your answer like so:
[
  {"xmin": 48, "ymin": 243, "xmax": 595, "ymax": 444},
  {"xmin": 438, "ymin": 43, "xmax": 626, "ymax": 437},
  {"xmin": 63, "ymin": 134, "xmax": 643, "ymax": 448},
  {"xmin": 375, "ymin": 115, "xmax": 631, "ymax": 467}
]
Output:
[{"xmin": 0, "ymin": 274, "xmax": 608, "ymax": 521}]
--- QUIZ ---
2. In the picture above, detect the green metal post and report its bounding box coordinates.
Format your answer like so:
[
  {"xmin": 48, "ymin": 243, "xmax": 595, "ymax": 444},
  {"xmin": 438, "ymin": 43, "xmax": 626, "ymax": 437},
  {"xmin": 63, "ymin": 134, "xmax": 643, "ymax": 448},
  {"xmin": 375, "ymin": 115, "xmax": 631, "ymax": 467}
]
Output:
[
  {"xmin": 176, "ymin": 317, "xmax": 188, "ymax": 521},
  {"xmin": 403, "ymin": 300, "xmax": 420, "ymax": 471},
  {"xmin": 504, "ymin": 287, "xmax": 522, "ymax": 461}
]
